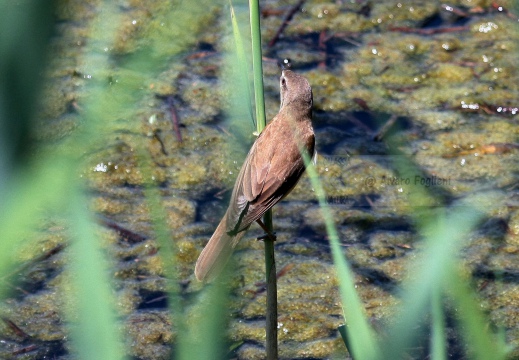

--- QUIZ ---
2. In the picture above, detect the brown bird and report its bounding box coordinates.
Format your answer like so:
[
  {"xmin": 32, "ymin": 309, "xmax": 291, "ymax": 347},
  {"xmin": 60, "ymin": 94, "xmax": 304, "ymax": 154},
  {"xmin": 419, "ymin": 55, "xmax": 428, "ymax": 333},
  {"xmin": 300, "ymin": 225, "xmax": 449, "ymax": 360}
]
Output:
[{"xmin": 194, "ymin": 69, "xmax": 315, "ymax": 282}]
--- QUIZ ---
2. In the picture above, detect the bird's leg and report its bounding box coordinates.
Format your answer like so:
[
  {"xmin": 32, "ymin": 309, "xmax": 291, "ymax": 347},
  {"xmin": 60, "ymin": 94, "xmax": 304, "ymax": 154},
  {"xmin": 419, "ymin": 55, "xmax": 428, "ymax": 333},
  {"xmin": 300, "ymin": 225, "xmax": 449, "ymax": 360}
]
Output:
[{"xmin": 256, "ymin": 219, "xmax": 277, "ymax": 241}]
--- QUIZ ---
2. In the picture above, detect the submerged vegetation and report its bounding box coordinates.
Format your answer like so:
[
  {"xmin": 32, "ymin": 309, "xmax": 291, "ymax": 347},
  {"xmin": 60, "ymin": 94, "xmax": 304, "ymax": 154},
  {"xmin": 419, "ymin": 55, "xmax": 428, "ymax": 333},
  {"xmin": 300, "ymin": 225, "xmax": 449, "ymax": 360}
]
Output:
[{"xmin": 0, "ymin": 0, "xmax": 518, "ymax": 359}]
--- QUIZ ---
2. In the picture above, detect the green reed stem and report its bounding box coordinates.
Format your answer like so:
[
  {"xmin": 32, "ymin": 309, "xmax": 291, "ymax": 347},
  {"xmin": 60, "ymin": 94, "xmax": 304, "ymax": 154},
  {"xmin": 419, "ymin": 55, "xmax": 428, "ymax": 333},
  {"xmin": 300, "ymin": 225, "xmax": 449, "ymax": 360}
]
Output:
[{"xmin": 249, "ymin": 0, "xmax": 277, "ymax": 358}]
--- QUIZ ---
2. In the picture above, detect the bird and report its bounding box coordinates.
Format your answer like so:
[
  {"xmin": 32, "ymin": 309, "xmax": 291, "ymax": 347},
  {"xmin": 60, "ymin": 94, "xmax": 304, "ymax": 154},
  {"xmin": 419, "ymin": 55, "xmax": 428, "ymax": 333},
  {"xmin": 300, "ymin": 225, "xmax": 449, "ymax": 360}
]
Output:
[{"xmin": 194, "ymin": 69, "xmax": 315, "ymax": 282}]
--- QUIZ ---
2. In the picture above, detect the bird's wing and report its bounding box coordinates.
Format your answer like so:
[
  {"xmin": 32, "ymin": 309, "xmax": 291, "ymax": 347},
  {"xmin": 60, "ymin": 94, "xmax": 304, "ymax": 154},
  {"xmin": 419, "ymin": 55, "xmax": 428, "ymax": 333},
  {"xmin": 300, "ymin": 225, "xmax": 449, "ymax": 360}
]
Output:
[{"xmin": 225, "ymin": 115, "xmax": 314, "ymax": 234}]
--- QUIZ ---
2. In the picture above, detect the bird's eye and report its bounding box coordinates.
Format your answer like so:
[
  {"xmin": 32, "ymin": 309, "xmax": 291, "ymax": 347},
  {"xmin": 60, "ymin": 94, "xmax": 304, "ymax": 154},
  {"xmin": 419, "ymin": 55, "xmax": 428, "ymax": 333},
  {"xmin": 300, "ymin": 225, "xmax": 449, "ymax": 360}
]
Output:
[{"xmin": 281, "ymin": 78, "xmax": 286, "ymax": 86}]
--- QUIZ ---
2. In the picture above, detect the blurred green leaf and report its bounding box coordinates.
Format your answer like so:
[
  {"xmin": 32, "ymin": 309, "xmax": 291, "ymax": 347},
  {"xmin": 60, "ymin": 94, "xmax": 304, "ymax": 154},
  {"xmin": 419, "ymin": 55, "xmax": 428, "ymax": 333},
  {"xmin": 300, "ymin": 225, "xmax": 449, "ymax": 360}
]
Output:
[
  {"xmin": 68, "ymin": 193, "xmax": 125, "ymax": 360},
  {"xmin": 447, "ymin": 269, "xmax": 509, "ymax": 360},
  {"xmin": 431, "ymin": 288, "xmax": 446, "ymax": 360},
  {"xmin": 229, "ymin": 0, "xmax": 255, "ymax": 128},
  {"xmin": 303, "ymin": 153, "xmax": 381, "ymax": 360}
]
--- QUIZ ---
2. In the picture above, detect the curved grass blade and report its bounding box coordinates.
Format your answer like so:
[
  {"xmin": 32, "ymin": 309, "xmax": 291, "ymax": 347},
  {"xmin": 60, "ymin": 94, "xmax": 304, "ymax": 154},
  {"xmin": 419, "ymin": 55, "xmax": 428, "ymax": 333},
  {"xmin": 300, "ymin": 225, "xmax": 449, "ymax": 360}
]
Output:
[
  {"xmin": 302, "ymin": 151, "xmax": 381, "ymax": 360},
  {"xmin": 229, "ymin": 0, "xmax": 255, "ymax": 128},
  {"xmin": 68, "ymin": 195, "xmax": 125, "ymax": 360},
  {"xmin": 447, "ymin": 268, "xmax": 509, "ymax": 360},
  {"xmin": 381, "ymin": 151, "xmax": 507, "ymax": 358}
]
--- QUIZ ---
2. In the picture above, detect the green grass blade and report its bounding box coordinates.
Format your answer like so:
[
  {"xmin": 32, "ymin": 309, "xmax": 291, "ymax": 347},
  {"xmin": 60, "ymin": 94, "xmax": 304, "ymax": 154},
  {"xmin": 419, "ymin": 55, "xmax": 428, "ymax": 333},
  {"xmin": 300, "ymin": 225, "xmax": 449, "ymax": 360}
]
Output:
[
  {"xmin": 447, "ymin": 269, "xmax": 509, "ymax": 360},
  {"xmin": 229, "ymin": 0, "xmax": 255, "ymax": 127},
  {"xmin": 68, "ymin": 194, "xmax": 125, "ymax": 360},
  {"xmin": 178, "ymin": 277, "xmax": 231, "ymax": 359},
  {"xmin": 381, "ymin": 207, "xmax": 481, "ymax": 358},
  {"xmin": 0, "ymin": 0, "xmax": 65, "ymax": 297},
  {"xmin": 381, "ymin": 152, "xmax": 507, "ymax": 358},
  {"xmin": 431, "ymin": 288, "xmax": 446, "ymax": 360},
  {"xmin": 249, "ymin": 0, "xmax": 266, "ymax": 131},
  {"xmin": 0, "ymin": 159, "xmax": 72, "ymax": 294},
  {"xmin": 135, "ymin": 147, "xmax": 225, "ymax": 360},
  {"xmin": 303, "ymin": 152, "xmax": 381, "ymax": 359},
  {"xmin": 135, "ymin": 146, "xmax": 182, "ymax": 330}
]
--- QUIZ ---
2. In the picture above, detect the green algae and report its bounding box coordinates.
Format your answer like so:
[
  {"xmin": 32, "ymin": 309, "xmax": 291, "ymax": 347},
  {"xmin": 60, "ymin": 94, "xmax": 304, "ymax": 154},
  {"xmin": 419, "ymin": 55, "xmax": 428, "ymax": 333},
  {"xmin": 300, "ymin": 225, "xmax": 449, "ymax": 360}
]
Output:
[
  {"xmin": 3, "ymin": 0, "xmax": 519, "ymax": 358},
  {"xmin": 125, "ymin": 310, "xmax": 173, "ymax": 360}
]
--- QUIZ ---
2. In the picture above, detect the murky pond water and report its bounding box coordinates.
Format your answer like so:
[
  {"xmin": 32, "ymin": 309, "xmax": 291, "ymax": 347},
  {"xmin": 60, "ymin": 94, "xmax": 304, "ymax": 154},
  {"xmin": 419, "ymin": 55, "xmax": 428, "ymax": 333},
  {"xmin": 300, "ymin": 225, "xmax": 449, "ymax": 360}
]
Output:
[{"xmin": 1, "ymin": 0, "xmax": 519, "ymax": 359}]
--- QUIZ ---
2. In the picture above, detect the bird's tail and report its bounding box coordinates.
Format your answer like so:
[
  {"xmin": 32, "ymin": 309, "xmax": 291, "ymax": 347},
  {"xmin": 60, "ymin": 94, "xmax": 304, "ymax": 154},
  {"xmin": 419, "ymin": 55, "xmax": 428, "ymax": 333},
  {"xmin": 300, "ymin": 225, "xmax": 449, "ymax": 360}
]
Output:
[{"xmin": 195, "ymin": 213, "xmax": 246, "ymax": 282}]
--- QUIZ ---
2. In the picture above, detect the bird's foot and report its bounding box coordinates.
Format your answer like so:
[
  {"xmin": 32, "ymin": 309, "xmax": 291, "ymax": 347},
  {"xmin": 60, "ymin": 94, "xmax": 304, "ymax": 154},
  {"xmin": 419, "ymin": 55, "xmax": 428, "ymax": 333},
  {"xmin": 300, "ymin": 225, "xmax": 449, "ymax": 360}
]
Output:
[
  {"xmin": 255, "ymin": 219, "xmax": 277, "ymax": 242},
  {"xmin": 256, "ymin": 232, "xmax": 277, "ymax": 241}
]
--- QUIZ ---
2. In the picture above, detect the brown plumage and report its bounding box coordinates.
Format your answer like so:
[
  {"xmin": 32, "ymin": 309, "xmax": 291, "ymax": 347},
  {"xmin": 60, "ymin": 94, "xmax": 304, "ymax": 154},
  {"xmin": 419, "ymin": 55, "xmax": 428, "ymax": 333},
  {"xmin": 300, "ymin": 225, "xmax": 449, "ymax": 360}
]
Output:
[{"xmin": 194, "ymin": 70, "xmax": 315, "ymax": 282}]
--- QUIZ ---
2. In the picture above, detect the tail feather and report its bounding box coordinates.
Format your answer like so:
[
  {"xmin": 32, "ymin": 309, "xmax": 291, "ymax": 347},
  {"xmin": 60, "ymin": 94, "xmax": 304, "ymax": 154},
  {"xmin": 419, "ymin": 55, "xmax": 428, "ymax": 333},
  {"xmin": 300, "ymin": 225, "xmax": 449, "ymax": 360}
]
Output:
[{"xmin": 194, "ymin": 214, "xmax": 246, "ymax": 282}]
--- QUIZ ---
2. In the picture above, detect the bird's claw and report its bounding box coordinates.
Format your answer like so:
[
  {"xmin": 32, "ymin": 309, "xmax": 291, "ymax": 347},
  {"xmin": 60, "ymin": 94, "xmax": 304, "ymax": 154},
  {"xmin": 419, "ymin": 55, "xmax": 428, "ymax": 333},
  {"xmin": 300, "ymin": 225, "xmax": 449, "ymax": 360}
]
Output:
[{"xmin": 256, "ymin": 232, "xmax": 277, "ymax": 241}]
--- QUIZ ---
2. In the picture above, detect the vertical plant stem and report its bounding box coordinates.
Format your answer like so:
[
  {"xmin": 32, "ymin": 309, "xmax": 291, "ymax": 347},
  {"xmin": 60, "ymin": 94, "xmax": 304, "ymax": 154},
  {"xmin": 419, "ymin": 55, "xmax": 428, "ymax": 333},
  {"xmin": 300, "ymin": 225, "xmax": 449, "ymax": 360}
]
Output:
[
  {"xmin": 431, "ymin": 288, "xmax": 446, "ymax": 360},
  {"xmin": 263, "ymin": 210, "xmax": 278, "ymax": 360},
  {"xmin": 249, "ymin": 0, "xmax": 277, "ymax": 358}
]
